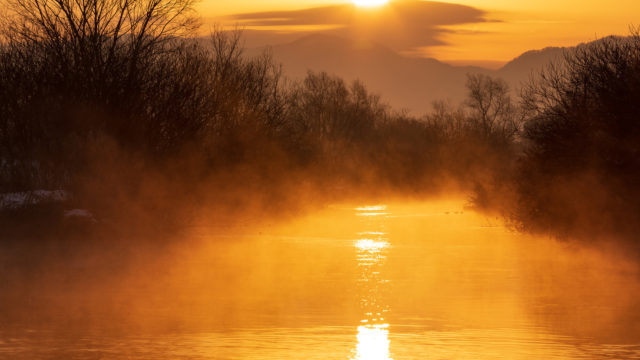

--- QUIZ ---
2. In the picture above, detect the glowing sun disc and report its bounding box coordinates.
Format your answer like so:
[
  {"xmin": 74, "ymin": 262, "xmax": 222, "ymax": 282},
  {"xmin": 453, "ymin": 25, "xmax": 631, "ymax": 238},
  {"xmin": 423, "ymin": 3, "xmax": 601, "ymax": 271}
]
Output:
[{"xmin": 353, "ymin": 0, "xmax": 389, "ymax": 7}]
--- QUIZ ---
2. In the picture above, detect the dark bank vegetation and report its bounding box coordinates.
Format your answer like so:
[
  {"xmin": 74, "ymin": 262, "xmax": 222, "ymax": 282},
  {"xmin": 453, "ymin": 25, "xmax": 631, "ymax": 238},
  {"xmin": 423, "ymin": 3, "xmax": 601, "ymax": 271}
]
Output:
[
  {"xmin": 404, "ymin": 32, "xmax": 640, "ymax": 254},
  {"xmin": 510, "ymin": 32, "xmax": 640, "ymax": 247},
  {"xmin": 0, "ymin": 0, "xmax": 517, "ymax": 234},
  {"xmin": 1, "ymin": 0, "xmax": 639, "ymax": 253}
]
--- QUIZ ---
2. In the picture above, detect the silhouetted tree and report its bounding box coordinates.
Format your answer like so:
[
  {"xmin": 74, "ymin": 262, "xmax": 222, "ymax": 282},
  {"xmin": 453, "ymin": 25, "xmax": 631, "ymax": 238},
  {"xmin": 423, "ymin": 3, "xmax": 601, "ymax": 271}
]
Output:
[
  {"xmin": 465, "ymin": 73, "xmax": 520, "ymax": 145},
  {"xmin": 0, "ymin": 0, "xmax": 296, "ymax": 192},
  {"xmin": 0, "ymin": 0, "xmax": 203, "ymax": 189},
  {"xmin": 287, "ymin": 72, "xmax": 384, "ymax": 143},
  {"xmin": 421, "ymin": 74, "xmax": 522, "ymax": 209},
  {"xmin": 514, "ymin": 31, "xmax": 640, "ymax": 244}
]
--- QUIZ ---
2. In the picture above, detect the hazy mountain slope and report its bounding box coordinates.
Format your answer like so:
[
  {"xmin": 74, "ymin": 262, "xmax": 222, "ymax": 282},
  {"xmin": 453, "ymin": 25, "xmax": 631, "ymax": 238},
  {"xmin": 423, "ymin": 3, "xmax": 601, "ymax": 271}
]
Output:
[
  {"xmin": 246, "ymin": 34, "xmax": 571, "ymax": 114},
  {"xmin": 497, "ymin": 47, "xmax": 566, "ymax": 89}
]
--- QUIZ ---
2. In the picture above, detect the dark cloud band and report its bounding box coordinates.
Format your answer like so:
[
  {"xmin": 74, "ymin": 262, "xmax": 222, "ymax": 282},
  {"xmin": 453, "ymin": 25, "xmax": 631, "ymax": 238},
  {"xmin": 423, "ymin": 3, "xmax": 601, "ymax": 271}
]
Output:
[{"xmin": 222, "ymin": 1, "xmax": 490, "ymax": 53}]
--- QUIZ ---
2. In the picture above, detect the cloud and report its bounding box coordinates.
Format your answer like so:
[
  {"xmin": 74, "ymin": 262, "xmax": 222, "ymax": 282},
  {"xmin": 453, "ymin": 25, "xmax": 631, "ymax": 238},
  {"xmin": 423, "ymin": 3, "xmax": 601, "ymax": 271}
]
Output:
[{"xmin": 221, "ymin": 1, "xmax": 491, "ymax": 53}]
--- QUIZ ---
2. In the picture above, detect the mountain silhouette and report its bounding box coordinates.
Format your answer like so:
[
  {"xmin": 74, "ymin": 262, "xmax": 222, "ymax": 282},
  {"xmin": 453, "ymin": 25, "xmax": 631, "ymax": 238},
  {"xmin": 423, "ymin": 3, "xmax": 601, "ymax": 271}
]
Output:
[{"xmin": 245, "ymin": 33, "xmax": 570, "ymax": 114}]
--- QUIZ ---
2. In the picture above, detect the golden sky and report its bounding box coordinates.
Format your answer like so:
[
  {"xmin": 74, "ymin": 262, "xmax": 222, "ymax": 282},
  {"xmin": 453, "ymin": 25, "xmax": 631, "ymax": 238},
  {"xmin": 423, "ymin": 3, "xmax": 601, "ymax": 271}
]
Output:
[{"xmin": 198, "ymin": 0, "xmax": 640, "ymax": 67}]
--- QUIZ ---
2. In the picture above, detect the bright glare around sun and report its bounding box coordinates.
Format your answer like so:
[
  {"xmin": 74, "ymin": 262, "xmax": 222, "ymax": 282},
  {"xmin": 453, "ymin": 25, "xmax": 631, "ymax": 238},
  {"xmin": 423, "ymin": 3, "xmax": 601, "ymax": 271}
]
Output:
[{"xmin": 353, "ymin": 0, "xmax": 389, "ymax": 7}]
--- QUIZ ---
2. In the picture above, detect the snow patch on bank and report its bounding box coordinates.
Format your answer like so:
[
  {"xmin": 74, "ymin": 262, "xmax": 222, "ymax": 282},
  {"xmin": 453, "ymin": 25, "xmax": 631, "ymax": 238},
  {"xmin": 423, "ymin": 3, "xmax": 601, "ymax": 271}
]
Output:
[
  {"xmin": 64, "ymin": 208, "xmax": 96, "ymax": 222},
  {"xmin": 0, "ymin": 190, "xmax": 69, "ymax": 209}
]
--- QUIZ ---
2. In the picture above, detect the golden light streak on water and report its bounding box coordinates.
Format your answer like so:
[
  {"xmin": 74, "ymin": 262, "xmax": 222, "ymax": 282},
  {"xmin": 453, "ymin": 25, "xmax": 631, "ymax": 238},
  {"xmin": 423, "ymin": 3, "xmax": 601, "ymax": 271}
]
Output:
[
  {"xmin": 355, "ymin": 239, "xmax": 389, "ymax": 251},
  {"xmin": 355, "ymin": 205, "xmax": 389, "ymax": 217},
  {"xmin": 355, "ymin": 205, "xmax": 387, "ymax": 211},
  {"xmin": 2, "ymin": 200, "xmax": 640, "ymax": 359},
  {"xmin": 353, "ymin": 324, "xmax": 392, "ymax": 360},
  {"xmin": 353, "ymin": 205, "xmax": 393, "ymax": 360}
]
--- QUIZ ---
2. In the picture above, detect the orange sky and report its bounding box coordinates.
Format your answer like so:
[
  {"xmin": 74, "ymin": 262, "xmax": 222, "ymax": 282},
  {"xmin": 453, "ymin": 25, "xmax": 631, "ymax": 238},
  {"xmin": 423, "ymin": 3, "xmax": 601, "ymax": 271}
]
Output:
[{"xmin": 198, "ymin": 0, "xmax": 640, "ymax": 67}]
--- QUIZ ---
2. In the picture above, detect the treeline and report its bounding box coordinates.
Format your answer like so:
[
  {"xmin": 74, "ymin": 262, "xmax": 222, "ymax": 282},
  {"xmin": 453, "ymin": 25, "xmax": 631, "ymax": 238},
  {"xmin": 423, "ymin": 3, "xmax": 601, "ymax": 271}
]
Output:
[
  {"xmin": 0, "ymin": 0, "xmax": 515, "ymax": 226},
  {"xmin": 1, "ymin": 0, "xmax": 639, "ymax": 250}
]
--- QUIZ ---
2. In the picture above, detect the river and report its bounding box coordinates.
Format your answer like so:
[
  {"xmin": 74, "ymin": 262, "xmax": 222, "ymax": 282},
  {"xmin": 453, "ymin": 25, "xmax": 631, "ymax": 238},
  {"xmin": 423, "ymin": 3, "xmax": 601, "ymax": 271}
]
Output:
[{"xmin": 1, "ymin": 200, "xmax": 640, "ymax": 359}]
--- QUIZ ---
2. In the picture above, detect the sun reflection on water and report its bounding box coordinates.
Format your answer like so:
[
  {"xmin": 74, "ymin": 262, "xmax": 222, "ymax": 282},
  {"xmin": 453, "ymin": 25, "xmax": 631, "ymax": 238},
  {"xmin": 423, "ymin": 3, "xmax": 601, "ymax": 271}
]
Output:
[
  {"xmin": 353, "ymin": 205, "xmax": 392, "ymax": 360},
  {"xmin": 355, "ymin": 205, "xmax": 389, "ymax": 217},
  {"xmin": 353, "ymin": 324, "xmax": 392, "ymax": 360},
  {"xmin": 355, "ymin": 239, "xmax": 389, "ymax": 251},
  {"xmin": 355, "ymin": 206, "xmax": 387, "ymax": 212}
]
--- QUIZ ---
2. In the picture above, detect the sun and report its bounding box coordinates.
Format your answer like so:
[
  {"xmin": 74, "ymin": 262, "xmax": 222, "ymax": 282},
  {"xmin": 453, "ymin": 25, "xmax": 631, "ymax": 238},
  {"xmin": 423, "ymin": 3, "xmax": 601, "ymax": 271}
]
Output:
[{"xmin": 353, "ymin": 0, "xmax": 389, "ymax": 7}]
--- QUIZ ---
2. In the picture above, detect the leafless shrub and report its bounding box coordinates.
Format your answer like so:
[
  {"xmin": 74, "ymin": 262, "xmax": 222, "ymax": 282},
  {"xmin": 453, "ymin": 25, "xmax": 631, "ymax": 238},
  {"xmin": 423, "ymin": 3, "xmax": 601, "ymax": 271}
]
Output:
[{"xmin": 513, "ymin": 30, "xmax": 640, "ymax": 246}]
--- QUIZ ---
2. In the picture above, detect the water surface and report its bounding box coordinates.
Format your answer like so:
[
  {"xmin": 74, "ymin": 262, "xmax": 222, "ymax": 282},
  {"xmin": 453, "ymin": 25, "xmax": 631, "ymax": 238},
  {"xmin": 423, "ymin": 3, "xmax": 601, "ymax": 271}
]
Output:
[{"xmin": 1, "ymin": 200, "xmax": 640, "ymax": 359}]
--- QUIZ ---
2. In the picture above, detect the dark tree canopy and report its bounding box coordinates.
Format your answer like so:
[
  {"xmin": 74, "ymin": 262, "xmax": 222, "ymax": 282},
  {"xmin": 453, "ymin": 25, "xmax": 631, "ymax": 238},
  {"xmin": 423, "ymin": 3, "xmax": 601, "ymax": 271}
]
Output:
[{"xmin": 515, "ymin": 31, "xmax": 640, "ymax": 242}]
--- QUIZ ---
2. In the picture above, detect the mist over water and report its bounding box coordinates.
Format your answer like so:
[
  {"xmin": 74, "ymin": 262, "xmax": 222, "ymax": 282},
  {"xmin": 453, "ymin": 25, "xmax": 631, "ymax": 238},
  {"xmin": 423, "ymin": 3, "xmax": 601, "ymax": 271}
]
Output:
[
  {"xmin": 1, "ymin": 200, "xmax": 639, "ymax": 359},
  {"xmin": 1, "ymin": 0, "xmax": 640, "ymax": 356}
]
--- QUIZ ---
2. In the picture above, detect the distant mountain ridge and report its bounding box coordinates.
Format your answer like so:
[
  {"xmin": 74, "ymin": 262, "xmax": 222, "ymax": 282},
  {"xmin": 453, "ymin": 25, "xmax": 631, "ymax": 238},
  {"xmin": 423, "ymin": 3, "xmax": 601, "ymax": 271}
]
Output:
[{"xmin": 244, "ymin": 34, "xmax": 581, "ymax": 114}]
